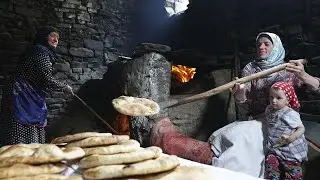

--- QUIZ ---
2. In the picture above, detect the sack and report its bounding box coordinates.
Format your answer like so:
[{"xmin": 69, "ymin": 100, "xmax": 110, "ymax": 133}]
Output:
[{"xmin": 12, "ymin": 77, "xmax": 47, "ymax": 127}]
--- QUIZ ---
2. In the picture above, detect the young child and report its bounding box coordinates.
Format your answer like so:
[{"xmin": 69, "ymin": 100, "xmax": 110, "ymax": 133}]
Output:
[{"xmin": 265, "ymin": 82, "xmax": 308, "ymax": 180}]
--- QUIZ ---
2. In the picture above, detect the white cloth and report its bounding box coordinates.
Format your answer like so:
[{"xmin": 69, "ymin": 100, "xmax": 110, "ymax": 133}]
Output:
[
  {"xmin": 178, "ymin": 157, "xmax": 263, "ymax": 180},
  {"xmin": 208, "ymin": 120, "xmax": 266, "ymax": 178}
]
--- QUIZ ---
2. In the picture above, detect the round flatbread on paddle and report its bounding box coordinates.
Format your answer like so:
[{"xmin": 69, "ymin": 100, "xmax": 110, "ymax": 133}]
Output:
[{"xmin": 112, "ymin": 96, "xmax": 160, "ymax": 116}]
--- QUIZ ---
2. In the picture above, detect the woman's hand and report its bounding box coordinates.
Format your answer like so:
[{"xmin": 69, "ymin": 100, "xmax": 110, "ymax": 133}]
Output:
[
  {"xmin": 285, "ymin": 59, "xmax": 307, "ymax": 79},
  {"xmin": 280, "ymin": 134, "xmax": 296, "ymax": 144},
  {"xmin": 229, "ymin": 77, "xmax": 246, "ymax": 94},
  {"xmin": 63, "ymin": 85, "xmax": 74, "ymax": 96},
  {"xmin": 230, "ymin": 77, "xmax": 247, "ymax": 103}
]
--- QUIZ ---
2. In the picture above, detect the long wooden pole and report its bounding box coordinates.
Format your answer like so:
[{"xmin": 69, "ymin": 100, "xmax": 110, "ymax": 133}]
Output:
[
  {"xmin": 73, "ymin": 94, "xmax": 119, "ymax": 134},
  {"xmin": 161, "ymin": 62, "xmax": 293, "ymax": 109}
]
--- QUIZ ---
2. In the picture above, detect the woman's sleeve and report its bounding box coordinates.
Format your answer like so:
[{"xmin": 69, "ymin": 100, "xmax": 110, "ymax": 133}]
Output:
[
  {"xmin": 241, "ymin": 64, "xmax": 252, "ymax": 93},
  {"xmin": 32, "ymin": 53, "xmax": 67, "ymax": 92},
  {"xmin": 313, "ymin": 77, "xmax": 320, "ymax": 93}
]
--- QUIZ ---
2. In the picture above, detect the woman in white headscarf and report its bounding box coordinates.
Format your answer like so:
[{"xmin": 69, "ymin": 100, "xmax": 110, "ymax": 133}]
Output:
[{"xmin": 150, "ymin": 32, "xmax": 320, "ymax": 178}]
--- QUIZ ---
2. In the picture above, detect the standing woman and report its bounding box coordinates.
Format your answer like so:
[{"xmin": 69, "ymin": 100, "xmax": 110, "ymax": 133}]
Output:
[{"xmin": 0, "ymin": 26, "xmax": 73, "ymax": 146}]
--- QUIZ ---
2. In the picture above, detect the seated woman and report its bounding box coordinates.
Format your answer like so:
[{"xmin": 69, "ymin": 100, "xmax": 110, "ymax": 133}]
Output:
[{"xmin": 150, "ymin": 32, "xmax": 320, "ymax": 178}]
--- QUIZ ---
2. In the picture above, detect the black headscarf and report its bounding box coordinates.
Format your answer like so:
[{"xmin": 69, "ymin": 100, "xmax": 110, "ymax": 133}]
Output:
[
  {"xmin": 20, "ymin": 26, "xmax": 60, "ymax": 63},
  {"xmin": 33, "ymin": 26, "xmax": 60, "ymax": 47}
]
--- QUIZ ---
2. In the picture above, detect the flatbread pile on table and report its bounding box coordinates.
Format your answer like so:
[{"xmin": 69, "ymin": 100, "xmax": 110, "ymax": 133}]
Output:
[
  {"xmin": 0, "ymin": 143, "xmax": 84, "ymax": 180},
  {"xmin": 51, "ymin": 132, "xmax": 180, "ymax": 180},
  {"xmin": 112, "ymin": 96, "xmax": 160, "ymax": 116}
]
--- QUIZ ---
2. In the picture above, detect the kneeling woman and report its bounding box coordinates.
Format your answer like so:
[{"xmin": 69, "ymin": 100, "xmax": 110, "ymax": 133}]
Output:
[{"xmin": 150, "ymin": 32, "xmax": 320, "ymax": 178}]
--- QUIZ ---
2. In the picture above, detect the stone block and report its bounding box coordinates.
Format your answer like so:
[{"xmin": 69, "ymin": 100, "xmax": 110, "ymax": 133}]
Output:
[
  {"xmin": 83, "ymin": 68, "xmax": 91, "ymax": 73},
  {"xmin": 94, "ymin": 50, "xmax": 103, "ymax": 58},
  {"xmin": 70, "ymin": 61, "xmax": 82, "ymax": 68},
  {"xmin": 56, "ymin": 23, "xmax": 72, "ymax": 29},
  {"xmin": 54, "ymin": 62, "xmax": 71, "ymax": 72},
  {"xmin": 84, "ymin": 39, "xmax": 104, "ymax": 51},
  {"xmin": 72, "ymin": 57, "xmax": 83, "ymax": 62},
  {"xmin": 54, "ymin": 8, "xmax": 72, "ymax": 13},
  {"xmin": 55, "ymin": 12, "xmax": 63, "ymax": 18},
  {"xmin": 56, "ymin": 46, "xmax": 69, "ymax": 54},
  {"xmin": 78, "ymin": 12, "xmax": 90, "ymax": 22},
  {"xmin": 104, "ymin": 52, "xmax": 118, "ymax": 62},
  {"xmin": 86, "ymin": 2, "xmax": 93, "ymax": 7},
  {"xmin": 79, "ymin": 74, "xmax": 91, "ymax": 80},
  {"xmin": 66, "ymin": 0, "xmax": 81, "ymax": 5},
  {"xmin": 69, "ymin": 47, "xmax": 94, "ymax": 57},
  {"xmin": 65, "ymin": 12, "xmax": 76, "ymax": 19},
  {"xmin": 78, "ymin": 6, "xmax": 87, "ymax": 11},
  {"xmin": 70, "ymin": 40, "xmax": 83, "ymax": 47},
  {"xmin": 69, "ymin": 73, "xmax": 79, "ymax": 81},
  {"xmin": 88, "ymin": 8, "xmax": 97, "ymax": 13},
  {"xmin": 90, "ymin": 71, "xmax": 103, "ymax": 79},
  {"xmin": 72, "ymin": 68, "xmax": 83, "ymax": 73},
  {"xmin": 87, "ymin": 62, "xmax": 100, "ymax": 68},
  {"xmin": 73, "ymin": 24, "xmax": 87, "ymax": 29},
  {"xmin": 62, "ymin": 3, "xmax": 77, "ymax": 9}
]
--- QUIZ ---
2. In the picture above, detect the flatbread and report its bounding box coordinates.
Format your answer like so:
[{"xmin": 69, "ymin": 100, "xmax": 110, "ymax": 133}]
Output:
[
  {"xmin": 112, "ymin": 96, "xmax": 160, "ymax": 116},
  {"xmin": 83, "ymin": 140, "xmax": 140, "ymax": 156},
  {"xmin": 124, "ymin": 166, "xmax": 214, "ymax": 180},
  {"xmin": 83, "ymin": 155, "xmax": 180, "ymax": 179},
  {"xmin": 0, "ymin": 163, "xmax": 66, "ymax": 179},
  {"xmin": 1, "ymin": 174, "xmax": 82, "ymax": 180},
  {"xmin": 66, "ymin": 135, "xmax": 130, "ymax": 148},
  {"xmin": 0, "ymin": 144, "xmax": 42, "ymax": 153},
  {"xmin": 0, "ymin": 144, "xmax": 85, "ymax": 168},
  {"xmin": 80, "ymin": 146, "xmax": 162, "ymax": 169},
  {"xmin": 51, "ymin": 132, "xmax": 112, "ymax": 144}
]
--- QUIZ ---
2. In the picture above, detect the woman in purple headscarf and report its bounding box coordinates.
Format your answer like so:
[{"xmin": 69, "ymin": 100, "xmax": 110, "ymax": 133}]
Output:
[
  {"xmin": 150, "ymin": 32, "xmax": 320, "ymax": 178},
  {"xmin": 0, "ymin": 26, "xmax": 73, "ymax": 146}
]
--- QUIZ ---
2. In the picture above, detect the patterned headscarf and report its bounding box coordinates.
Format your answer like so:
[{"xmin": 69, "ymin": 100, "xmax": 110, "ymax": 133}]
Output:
[
  {"xmin": 254, "ymin": 32, "xmax": 285, "ymax": 70},
  {"xmin": 271, "ymin": 82, "xmax": 300, "ymax": 110}
]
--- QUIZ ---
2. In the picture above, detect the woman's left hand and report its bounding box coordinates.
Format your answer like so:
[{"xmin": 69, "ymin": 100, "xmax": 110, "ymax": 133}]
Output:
[
  {"xmin": 285, "ymin": 59, "xmax": 307, "ymax": 79},
  {"xmin": 280, "ymin": 134, "xmax": 296, "ymax": 144}
]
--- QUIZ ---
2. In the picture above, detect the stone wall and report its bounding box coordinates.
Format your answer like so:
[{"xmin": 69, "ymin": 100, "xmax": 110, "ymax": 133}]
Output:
[{"xmin": 0, "ymin": 0, "xmax": 135, "ymax": 140}]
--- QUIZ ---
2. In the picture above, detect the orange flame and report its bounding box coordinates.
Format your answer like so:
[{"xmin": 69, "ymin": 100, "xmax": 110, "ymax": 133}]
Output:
[{"xmin": 172, "ymin": 65, "xmax": 196, "ymax": 83}]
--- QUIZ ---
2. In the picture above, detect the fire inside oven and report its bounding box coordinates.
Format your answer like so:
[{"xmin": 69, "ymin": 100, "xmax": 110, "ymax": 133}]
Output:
[{"xmin": 171, "ymin": 65, "xmax": 196, "ymax": 83}]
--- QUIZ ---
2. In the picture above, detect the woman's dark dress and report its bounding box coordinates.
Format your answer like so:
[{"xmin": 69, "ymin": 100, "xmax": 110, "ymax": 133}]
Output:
[{"xmin": 0, "ymin": 45, "xmax": 66, "ymax": 146}]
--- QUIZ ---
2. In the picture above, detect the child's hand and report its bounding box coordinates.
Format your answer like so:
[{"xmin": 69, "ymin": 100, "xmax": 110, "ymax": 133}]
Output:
[{"xmin": 280, "ymin": 135, "xmax": 296, "ymax": 144}]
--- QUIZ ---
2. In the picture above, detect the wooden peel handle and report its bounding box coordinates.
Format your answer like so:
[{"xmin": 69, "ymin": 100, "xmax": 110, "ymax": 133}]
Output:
[{"xmin": 164, "ymin": 62, "xmax": 297, "ymax": 108}]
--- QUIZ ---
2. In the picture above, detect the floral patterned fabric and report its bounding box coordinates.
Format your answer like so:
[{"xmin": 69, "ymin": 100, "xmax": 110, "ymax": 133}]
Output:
[{"xmin": 242, "ymin": 62, "xmax": 302, "ymax": 116}]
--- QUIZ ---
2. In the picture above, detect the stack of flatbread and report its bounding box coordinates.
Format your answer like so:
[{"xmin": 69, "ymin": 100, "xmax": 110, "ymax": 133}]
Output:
[
  {"xmin": 0, "ymin": 143, "xmax": 84, "ymax": 180},
  {"xmin": 51, "ymin": 132, "xmax": 180, "ymax": 180}
]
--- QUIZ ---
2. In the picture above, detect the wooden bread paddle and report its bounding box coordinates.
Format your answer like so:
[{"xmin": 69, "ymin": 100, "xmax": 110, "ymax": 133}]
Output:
[{"xmin": 112, "ymin": 60, "xmax": 307, "ymax": 117}]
